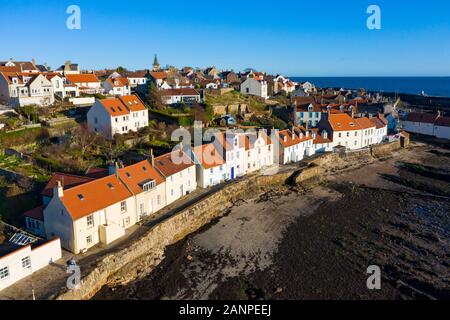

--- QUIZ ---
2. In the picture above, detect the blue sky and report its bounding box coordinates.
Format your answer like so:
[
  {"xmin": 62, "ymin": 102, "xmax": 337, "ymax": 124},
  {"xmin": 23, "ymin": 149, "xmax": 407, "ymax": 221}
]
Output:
[{"xmin": 1, "ymin": 0, "xmax": 450, "ymax": 76}]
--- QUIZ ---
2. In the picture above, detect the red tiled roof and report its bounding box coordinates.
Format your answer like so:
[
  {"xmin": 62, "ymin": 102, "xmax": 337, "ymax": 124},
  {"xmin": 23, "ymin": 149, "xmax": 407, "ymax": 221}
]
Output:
[
  {"xmin": 435, "ymin": 116, "xmax": 450, "ymax": 127},
  {"xmin": 66, "ymin": 73, "xmax": 100, "ymax": 83},
  {"xmin": 193, "ymin": 143, "xmax": 225, "ymax": 169},
  {"xmin": 154, "ymin": 150, "xmax": 194, "ymax": 177},
  {"xmin": 23, "ymin": 205, "xmax": 45, "ymax": 221},
  {"xmin": 59, "ymin": 175, "xmax": 133, "ymax": 220},
  {"xmin": 41, "ymin": 173, "xmax": 94, "ymax": 197},
  {"xmin": 406, "ymin": 112, "xmax": 438, "ymax": 124},
  {"xmin": 328, "ymin": 114, "xmax": 372, "ymax": 131},
  {"xmin": 149, "ymin": 71, "xmax": 167, "ymax": 79},
  {"xmin": 85, "ymin": 167, "xmax": 109, "ymax": 179},
  {"xmin": 118, "ymin": 160, "xmax": 165, "ymax": 194},
  {"xmin": 276, "ymin": 126, "xmax": 313, "ymax": 148},
  {"xmin": 106, "ymin": 77, "xmax": 129, "ymax": 87}
]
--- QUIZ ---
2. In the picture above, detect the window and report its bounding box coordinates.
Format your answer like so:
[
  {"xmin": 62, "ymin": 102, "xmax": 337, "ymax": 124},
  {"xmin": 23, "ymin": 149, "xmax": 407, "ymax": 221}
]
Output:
[
  {"xmin": 94, "ymin": 117, "xmax": 98, "ymax": 124},
  {"xmin": 355, "ymin": 132, "xmax": 358, "ymax": 136},
  {"xmin": 22, "ymin": 256, "xmax": 31, "ymax": 269},
  {"xmin": 87, "ymin": 215, "xmax": 94, "ymax": 228},
  {"xmin": 125, "ymin": 217, "xmax": 131, "ymax": 226},
  {"xmin": 120, "ymin": 201, "xmax": 127, "ymax": 212},
  {"xmin": 0, "ymin": 267, "xmax": 9, "ymax": 280},
  {"xmin": 86, "ymin": 235, "xmax": 92, "ymax": 245},
  {"xmin": 140, "ymin": 203, "xmax": 145, "ymax": 216},
  {"xmin": 338, "ymin": 133, "xmax": 342, "ymax": 138},
  {"xmin": 157, "ymin": 195, "xmax": 161, "ymax": 205},
  {"xmin": 347, "ymin": 132, "xmax": 350, "ymax": 137},
  {"xmin": 143, "ymin": 180, "xmax": 156, "ymax": 192},
  {"xmin": 171, "ymin": 189, "xmax": 174, "ymax": 196}
]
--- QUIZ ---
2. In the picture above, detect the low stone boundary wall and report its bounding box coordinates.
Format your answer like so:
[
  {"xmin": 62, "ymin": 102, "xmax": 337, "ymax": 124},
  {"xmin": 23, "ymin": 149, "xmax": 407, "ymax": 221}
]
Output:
[{"xmin": 371, "ymin": 140, "xmax": 402, "ymax": 158}]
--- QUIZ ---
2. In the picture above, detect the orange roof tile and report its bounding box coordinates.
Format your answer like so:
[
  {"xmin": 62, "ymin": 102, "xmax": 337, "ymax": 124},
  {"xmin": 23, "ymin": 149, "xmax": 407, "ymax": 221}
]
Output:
[
  {"xmin": 193, "ymin": 143, "xmax": 226, "ymax": 169},
  {"xmin": 99, "ymin": 98, "xmax": 130, "ymax": 116},
  {"xmin": 276, "ymin": 126, "xmax": 313, "ymax": 148},
  {"xmin": 118, "ymin": 160, "xmax": 165, "ymax": 194},
  {"xmin": 118, "ymin": 95, "xmax": 147, "ymax": 112},
  {"xmin": 66, "ymin": 73, "xmax": 100, "ymax": 83},
  {"xmin": 41, "ymin": 173, "xmax": 94, "ymax": 197},
  {"xmin": 327, "ymin": 114, "xmax": 364, "ymax": 131},
  {"xmin": 106, "ymin": 77, "xmax": 129, "ymax": 87},
  {"xmin": 149, "ymin": 71, "xmax": 167, "ymax": 79},
  {"xmin": 60, "ymin": 175, "xmax": 133, "ymax": 220},
  {"xmin": 154, "ymin": 150, "xmax": 194, "ymax": 177}
]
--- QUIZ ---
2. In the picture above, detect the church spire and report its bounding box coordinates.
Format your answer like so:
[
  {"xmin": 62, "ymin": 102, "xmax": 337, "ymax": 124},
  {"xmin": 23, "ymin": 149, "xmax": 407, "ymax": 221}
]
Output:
[{"xmin": 153, "ymin": 54, "xmax": 160, "ymax": 71}]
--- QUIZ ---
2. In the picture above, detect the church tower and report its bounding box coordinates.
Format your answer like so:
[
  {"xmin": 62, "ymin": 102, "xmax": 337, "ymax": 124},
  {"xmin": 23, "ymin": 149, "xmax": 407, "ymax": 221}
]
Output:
[{"xmin": 152, "ymin": 54, "xmax": 160, "ymax": 71}]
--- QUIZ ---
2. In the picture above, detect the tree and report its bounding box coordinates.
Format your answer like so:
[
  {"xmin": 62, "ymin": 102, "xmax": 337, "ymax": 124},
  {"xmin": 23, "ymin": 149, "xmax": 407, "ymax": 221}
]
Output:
[
  {"xmin": 70, "ymin": 123, "xmax": 99, "ymax": 157},
  {"xmin": 116, "ymin": 66, "xmax": 127, "ymax": 74},
  {"xmin": 145, "ymin": 82, "xmax": 165, "ymax": 110},
  {"xmin": 19, "ymin": 105, "xmax": 38, "ymax": 123}
]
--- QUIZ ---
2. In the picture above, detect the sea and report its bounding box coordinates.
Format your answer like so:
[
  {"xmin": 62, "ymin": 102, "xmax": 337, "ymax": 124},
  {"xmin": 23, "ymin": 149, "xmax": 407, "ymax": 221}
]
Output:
[{"xmin": 291, "ymin": 77, "xmax": 450, "ymax": 98}]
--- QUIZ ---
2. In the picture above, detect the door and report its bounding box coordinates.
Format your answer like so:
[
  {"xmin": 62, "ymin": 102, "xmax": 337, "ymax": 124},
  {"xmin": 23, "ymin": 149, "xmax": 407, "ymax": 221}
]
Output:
[
  {"xmin": 180, "ymin": 184, "xmax": 184, "ymax": 197},
  {"xmin": 148, "ymin": 199, "xmax": 153, "ymax": 214},
  {"xmin": 231, "ymin": 167, "xmax": 235, "ymax": 179}
]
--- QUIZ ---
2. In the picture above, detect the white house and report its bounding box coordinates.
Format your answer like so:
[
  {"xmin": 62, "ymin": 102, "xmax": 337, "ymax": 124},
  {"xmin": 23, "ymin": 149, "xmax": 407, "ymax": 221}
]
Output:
[
  {"xmin": 87, "ymin": 94, "xmax": 149, "ymax": 138},
  {"xmin": 191, "ymin": 143, "xmax": 227, "ymax": 188},
  {"xmin": 46, "ymin": 73, "xmax": 79, "ymax": 99},
  {"xmin": 241, "ymin": 130, "xmax": 274, "ymax": 174},
  {"xmin": 127, "ymin": 71, "xmax": 148, "ymax": 88},
  {"xmin": 213, "ymin": 132, "xmax": 246, "ymax": 180},
  {"xmin": 154, "ymin": 149, "xmax": 197, "ymax": 205},
  {"xmin": 66, "ymin": 74, "xmax": 102, "ymax": 95},
  {"xmin": 370, "ymin": 114, "xmax": 389, "ymax": 144},
  {"xmin": 0, "ymin": 238, "xmax": 62, "ymax": 291},
  {"xmin": 434, "ymin": 116, "xmax": 450, "ymax": 139},
  {"xmin": 403, "ymin": 112, "xmax": 450, "ymax": 140},
  {"xmin": 104, "ymin": 77, "xmax": 131, "ymax": 96},
  {"xmin": 43, "ymin": 175, "xmax": 136, "ymax": 253},
  {"xmin": 275, "ymin": 126, "xmax": 315, "ymax": 164},
  {"xmin": 114, "ymin": 160, "xmax": 167, "ymax": 221},
  {"xmin": 240, "ymin": 77, "xmax": 268, "ymax": 99},
  {"xmin": 312, "ymin": 129, "xmax": 334, "ymax": 154},
  {"xmin": 318, "ymin": 113, "xmax": 380, "ymax": 150},
  {"xmin": 160, "ymin": 88, "xmax": 201, "ymax": 105},
  {"xmin": 0, "ymin": 72, "xmax": 55, "ymax": 107}
]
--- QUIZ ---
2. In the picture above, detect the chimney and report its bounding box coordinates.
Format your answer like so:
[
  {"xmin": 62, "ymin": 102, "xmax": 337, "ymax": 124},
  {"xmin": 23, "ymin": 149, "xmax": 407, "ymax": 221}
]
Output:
[
  {"xmin": 31, "ymin": 58, "xmax": 36, "ymax": 66},
  {"xmin": 53, "ymin": 180, "xmax": 64, "ymax": 198},
  {"xmin": 150, "ymin": 149, "xmax": 155, "ymax": 167}
]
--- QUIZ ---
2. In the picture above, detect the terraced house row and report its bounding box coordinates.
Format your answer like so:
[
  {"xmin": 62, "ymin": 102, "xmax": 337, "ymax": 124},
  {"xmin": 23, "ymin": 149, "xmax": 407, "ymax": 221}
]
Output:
[{"xmin": 21, "ymin": 114, "xmax": 388, "ymax": 254}]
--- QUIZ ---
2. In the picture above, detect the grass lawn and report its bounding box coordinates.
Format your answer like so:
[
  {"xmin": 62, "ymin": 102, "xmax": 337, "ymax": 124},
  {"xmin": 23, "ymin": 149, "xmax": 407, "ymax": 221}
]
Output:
[
  {"xmin": 0, "ymin": 155, "xmax": 50, "ymax": 183},
  {"xmin": 204, "ymin": 91, "xmax": 270, "ymax": 112}
]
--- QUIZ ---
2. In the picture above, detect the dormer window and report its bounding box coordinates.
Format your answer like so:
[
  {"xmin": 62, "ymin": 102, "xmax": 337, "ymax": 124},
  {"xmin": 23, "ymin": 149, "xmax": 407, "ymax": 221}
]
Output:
[{"xmin": 142, "ymin": 180, "xmax": 156, "ymax": 192}]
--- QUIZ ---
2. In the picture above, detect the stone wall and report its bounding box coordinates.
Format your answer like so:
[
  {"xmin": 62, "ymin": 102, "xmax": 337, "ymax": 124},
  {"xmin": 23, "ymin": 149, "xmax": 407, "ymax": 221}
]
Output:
[{"xmin": 370, "ymin": 141, "xmax": 402, "ymax": 158}]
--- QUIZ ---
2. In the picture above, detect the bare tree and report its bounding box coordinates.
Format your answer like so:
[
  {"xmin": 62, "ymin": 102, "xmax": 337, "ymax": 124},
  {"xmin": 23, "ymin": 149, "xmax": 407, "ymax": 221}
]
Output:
[{"xmin": 70, "ymin": 123, "xmax": 99, "ymax": 157}]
